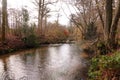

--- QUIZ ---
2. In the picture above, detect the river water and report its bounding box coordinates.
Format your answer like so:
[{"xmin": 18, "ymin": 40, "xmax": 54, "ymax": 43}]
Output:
[{"xmin": 0, "ymin": 44, "xmax": 89, "ymax": 80}]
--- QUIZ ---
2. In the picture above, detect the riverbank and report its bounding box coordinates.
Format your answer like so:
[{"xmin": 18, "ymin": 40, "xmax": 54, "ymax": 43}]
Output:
[
  {"xmin": 83, "ymin": 39, "xmax": 120, "ymax": 80},
  {"xmin": 88, "ymin": 50, "xmax": 120, "ymax": 80},
  {"xmin": 0, "ymin": 38, "xmax": 75, "ymax": 55}
]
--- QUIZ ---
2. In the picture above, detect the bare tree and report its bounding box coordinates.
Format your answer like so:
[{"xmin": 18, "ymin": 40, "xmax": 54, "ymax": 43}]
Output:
[
  {"xmin": 67, "ymin": 0, "xmax": 98, "ymax": 39},
  {"xmin": 33, "ymin": 0, "xmax": 58, "ymax": 35},
  {"xmin": 8, "ymin": 8, "xmax": 23, "ymax": 35},
  {"xmin": 33, "ymin": 0, "xmax": 49, "ymax": 34},
  {"xmin": 68, "ymin": 0, "xmax": 120, "ymax": 48}
]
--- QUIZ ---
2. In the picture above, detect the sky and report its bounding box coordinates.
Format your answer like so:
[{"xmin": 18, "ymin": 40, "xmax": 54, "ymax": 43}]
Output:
[{"xmin": 6, "ymin": 0, "xmax": 77, "ymax": 26}]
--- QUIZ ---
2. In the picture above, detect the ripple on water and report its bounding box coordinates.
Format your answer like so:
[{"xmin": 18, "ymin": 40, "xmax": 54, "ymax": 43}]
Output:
[{"xmin": 0, "ymin": 44, "xmax": 88, "ymax": 80}]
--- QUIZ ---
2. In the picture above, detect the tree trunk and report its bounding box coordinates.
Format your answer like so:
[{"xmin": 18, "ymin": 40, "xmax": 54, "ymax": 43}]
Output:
[
  {"xmin": 105, "ymin": 0, "xmax": 113, "ymax": 47},
  {"xmin": 41, "ymin": 0, "xmax": 45, "ymax": 35},
  {"xmin": 38, "ymin": 0, "xmax": 42, "ymax": 34},
  {"xmin": 38, "ymin": 0, "xmax": 45, "ymax": 35},
  {"xmin": 2, "ymin": 0, "xmax": 7, "ymax": 44},
  {"xmin": 0, "ymin": 11, "xmax": 1, "ymax": 28},
  {"xmin": 95, "ymin": 0, "xmax": 106, "ymax": 40},
  {"xmin": 110, "ymin": 0, "xmax": 120, "ymax": 48}
]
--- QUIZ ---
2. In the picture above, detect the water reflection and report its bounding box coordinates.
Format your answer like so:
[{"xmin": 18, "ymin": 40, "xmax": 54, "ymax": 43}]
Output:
[{"xmin": 0, "ymin": 44, "xmax": 88, "ymax": 80}]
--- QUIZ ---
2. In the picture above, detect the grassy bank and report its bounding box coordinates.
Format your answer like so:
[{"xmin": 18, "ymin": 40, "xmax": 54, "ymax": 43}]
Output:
[
  {"xmin": 86, "ymin": 40, "xmax": 120, "ymax": 80},
  {"xmin": 88, "ymin": 51, "xmax": 120, "ymax": 80}
]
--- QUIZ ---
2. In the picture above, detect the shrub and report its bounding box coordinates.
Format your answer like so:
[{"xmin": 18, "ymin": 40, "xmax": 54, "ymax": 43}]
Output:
[
  {"xmin": 44, "ymin": 25, "xmax": 68, "ymax": 43},
  {"xmin": 88, "ymin": 52, "xmax": 120, "ymax": 80},
  {"xmin": 22, "ymin": 26, "xmax": 38, "ymax": 48},
  {"xmin": 23, "ymin": 34, "xmax": 38, "ymax": 48}
]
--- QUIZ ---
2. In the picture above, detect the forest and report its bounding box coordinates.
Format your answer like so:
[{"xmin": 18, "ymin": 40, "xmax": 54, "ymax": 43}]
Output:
[{"xmin": 0, "ymin": 0, "xmax": 120, "ymax": 80}]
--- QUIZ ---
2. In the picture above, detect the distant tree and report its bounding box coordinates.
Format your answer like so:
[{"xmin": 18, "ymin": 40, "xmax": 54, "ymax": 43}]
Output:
[
  {"xmin": 33, "ymin": 0, "xmax": 49, "ymax": 34},
  {"xmin": 22, "ymin": 8, "xmax": 29, "ymax": 26},
  {"xmin": 8, "ymin": 8, "xmax": 22, "ymax": 29},
  {"xmin": 33, "ymin": 0, "xmax": 57, "ymax": 35},
  {"xmin": 21, "ymin": 7, "xmax": 29, "ymax": 36}
]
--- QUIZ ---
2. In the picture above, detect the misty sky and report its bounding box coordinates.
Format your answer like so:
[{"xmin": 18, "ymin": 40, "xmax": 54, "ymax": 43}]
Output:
[{"xmin": 6, "ymin": 0, "xmax": 76, "ymax": 25}]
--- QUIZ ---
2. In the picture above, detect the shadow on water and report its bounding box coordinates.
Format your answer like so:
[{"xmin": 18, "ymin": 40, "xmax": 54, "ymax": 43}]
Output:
[{"xmin": 0, "ymin": 44, "xmax": 89, "ymax": 80}]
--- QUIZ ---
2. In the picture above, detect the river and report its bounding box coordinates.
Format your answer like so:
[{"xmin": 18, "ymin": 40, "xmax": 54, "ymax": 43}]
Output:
[{"xmin": 0, "ymin": 44, "xmax": 89, "ymax": 80}]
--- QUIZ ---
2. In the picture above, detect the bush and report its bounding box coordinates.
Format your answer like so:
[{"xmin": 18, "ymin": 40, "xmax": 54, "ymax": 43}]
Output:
[
  {"xmin": 22, "ymin": 27, "xmax": 38, "ymax": 48},
  {"xmin": 44, "ymin": 25, "xmax": 68, "ymax": 43},
  {"xmin": 88, "ymin": 52, "xmax": 120, "ymax": 80},
  {"xmin": 23, "ymin": 34, "xmax": 38, "ymax": 48}
]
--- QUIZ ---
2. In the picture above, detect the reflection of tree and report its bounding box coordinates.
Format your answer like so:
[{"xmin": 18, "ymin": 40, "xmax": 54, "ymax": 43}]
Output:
[
  {"xmin": 3, "ymin": 58, "xmax": 7, "ymax": 72},
  {"xmin": 39, "ymin": 49, "xmax": 48, "ymax": 66},
  {"xmin": 34, "ymin": 48, "xmax": 48, "ymax": 80},
  {"xmin": 22, "ymin": 49, "xmax": 36, "ymax": 65},
  {"xmin": 2, "ymin": 57, "xmax": 14, "ymax": 80}
]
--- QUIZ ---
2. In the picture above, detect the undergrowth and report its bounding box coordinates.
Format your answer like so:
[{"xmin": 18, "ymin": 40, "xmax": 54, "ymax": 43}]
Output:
[{"xmin": 88, "ymin": 51, "xmax": 120, "ymax": 80}]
